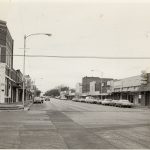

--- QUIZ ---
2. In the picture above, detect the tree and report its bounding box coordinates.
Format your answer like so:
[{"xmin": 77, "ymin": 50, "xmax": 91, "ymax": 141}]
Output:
[
  {"xmin": 70, "ymin": 89, "xmax": 75, "ymax": 93},
  {"xmin": 60, "ymin": 86, "xmax": 69, "ymax": 91},
  {"xmin": 44, "ymin": 89, "xmax": 60, "ymax": 97},
  {"xmin": 34, "ymin": 89, "xmax": 41, "ymax": 97},
  {"xmin": 55, "ymin": 85, "xmax": 69, "ymax": 92}
]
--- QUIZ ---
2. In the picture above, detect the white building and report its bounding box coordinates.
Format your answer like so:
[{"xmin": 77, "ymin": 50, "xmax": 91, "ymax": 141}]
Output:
[
  {"xmin": 107, "ymin": 74, "xmax": 150, "ymax": 106},
  {"xmin": 0, "ymin": 63, "xmax": 6, "ymax": 103},
  {"xmin": 75, "ymin": 83, "xmax": 82, "ymax": 96}
]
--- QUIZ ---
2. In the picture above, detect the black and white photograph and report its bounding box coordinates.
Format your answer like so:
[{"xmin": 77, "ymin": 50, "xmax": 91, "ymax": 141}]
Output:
[{"xmin": 0, "ymin": 0, "xmax": 150, "ymax": 149}]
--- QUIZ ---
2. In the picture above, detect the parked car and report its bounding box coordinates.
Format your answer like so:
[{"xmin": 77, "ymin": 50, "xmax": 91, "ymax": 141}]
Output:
[
  {"xmin": 97, "ymin": 99, "xmax": 104, "ymax": 104},
  {"xmin": 101, "ymin": 99, "xmax": 112, "ymax": 105},
  {"xmin": 116, "ymin": 99, "xmax": 134, "ymax": 108},
  {"xmin": 109, "ymin": 100, "xmax": 119, "ymax": 106},
  {"xmin": 76, "ymin": 98, "xmax": 80, "ymax": 102},
  {"xmin": 80, "ymin": 98, "xmax": 86, "ymax": 103},
  {"xmin": 92, "ymin": 98, "xmax": 98, "ymax": 104},
  {"xmin": 34, "ymin": 97, "xmax": 43, "ymax": 104},
  {"xmin": 40, "ymin": 97, "xmax": 44, "ymax": 103},
  {"xmin": 72, "ymin": 97, "xmax": 78, "ymax": 102},
  {"xmin": 45, "ymin": 97, "xmax": 50, "ymax": 101},
  {"xmin": 78, "ymin": 98, "xmax": 83, "ymax": 102},
  {"xmin": 60, "ymin": 97, "xmax": 67, "ymax": 100},
  {"xmin": 85, "ymin": 97, "xmax": 94, "ymax": 103},
  {"xmin": 56, "ymin": 96, "xmax": 61, "ymax": 99}
]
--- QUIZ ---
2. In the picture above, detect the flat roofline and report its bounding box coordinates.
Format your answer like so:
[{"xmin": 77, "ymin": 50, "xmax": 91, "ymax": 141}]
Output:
[
  {"xmin": 83, "ymin": 76, "xmax": 112, "ymax": 79},
  {"xmin": 118, "ymin": 75, "xmax": 141, "ymax": 81}
]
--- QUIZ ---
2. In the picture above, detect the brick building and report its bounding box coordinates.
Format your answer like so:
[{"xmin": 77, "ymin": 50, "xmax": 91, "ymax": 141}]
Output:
[
  {"xmin": 82, "ymin": 76, "xmax": 112, "ymax": 96},
  {"xmin": 0, "ymin": 20, "xmax": 14, "ymax": 103}
]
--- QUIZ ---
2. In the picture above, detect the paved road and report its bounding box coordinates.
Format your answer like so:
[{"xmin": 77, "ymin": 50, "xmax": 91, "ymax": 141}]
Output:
[{"xmin": 0, "ymin": 98, "xmax": 150, "ymax": 149}]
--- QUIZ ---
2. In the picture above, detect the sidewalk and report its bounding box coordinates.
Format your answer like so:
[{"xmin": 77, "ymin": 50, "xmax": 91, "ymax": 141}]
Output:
[{"xmin": 0, "ymin": 100, "xmax": 33, "ymax": 111}]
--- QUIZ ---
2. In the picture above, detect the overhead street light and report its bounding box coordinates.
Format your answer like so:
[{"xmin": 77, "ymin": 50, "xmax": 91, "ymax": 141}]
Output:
[{"xmin": 22, "ymin": 33, "xmax": 52, "ymax": 109}]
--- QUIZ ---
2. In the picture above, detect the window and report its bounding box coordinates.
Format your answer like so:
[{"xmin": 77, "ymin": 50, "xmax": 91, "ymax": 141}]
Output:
[{"xmin": 6, "ymin": 49, "xmax": 11, "ymax": 68}]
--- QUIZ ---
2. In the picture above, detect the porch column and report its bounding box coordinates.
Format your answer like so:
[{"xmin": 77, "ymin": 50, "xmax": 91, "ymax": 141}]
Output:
[{"xmin": 16, "ymin": 89, "xmax": 19, "ymax": 102}]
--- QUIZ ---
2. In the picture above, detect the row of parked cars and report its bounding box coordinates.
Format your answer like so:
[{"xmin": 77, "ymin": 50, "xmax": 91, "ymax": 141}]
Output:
[
  {"xmin": 33, "ymin": 96, "xmax": 50, "ymax": 104},
  {"xmin": 55, "ymin": 96, "xmax": 67, "ymax": 100},
  {"xmin": 71, "ymin": 97, "xmax": 134, "ymax": 108}
]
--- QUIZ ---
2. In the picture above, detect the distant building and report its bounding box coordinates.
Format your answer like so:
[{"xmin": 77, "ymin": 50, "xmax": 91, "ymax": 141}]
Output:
[
  {"xmin": 66, "ymin": 90, "xmax": 75, "ymax": 100},
  {"xmin": 89, "ymin": 81, "xmax": 100, "ymax": 96},
  {"xmin": 75, "ymin": 83, "xmax": 82, "ymax": 96},
  {"xmin": 82, "ymin": 76, "xmax": 113, "ymax": 97},
  {"xmin": 60, "ymin": 91, "xmax": 67, "ymax": 99},
  {"xmin": 30, "ymin": 80, "xmax": 37, "ymax": 98},
  {"xmin": 15, "ymin": 69, "xmax": 23, "ymax": 102},
  {"xmin": 25, "ymin": 75, "xmax": 32, "ymax": 100}
]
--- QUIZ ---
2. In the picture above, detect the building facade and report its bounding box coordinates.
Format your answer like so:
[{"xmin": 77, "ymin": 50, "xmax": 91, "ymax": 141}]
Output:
[
  {"xmin": 0, "ymin": 20, "xmax": 14, "ymax": 103},
  {"xmin": 75, "ymin": 82, "xmax": 82, "ymax": 97},
  {"xmin": 0, "ymin": 20, "xmax": 34, "ymax": 104},
  {"xmin": 0, "ymin": 63, "xmax": 24, "ymax": 103},
  {"xmin": 107, "ymin": 73, "xmax": 150, "ymax": 106},
  {"xmin": 82, "ymin": 76, "xmax": 112, "ymax": 97}
]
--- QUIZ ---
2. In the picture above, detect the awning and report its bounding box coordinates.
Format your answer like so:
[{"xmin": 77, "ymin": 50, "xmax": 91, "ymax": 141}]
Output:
[
  {"xmin": 114, "ymin": 87, "xmax": 140, "ymax": 92},
  {"xmin": 11, "ymin": 82, "xmax": 21, "ymax": 88}
]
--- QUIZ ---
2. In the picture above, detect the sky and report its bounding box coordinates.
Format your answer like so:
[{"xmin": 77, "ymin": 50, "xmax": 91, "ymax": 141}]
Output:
[{"xmin": 1, "ymin": 0, "xmax": 150, "ymax": 92}]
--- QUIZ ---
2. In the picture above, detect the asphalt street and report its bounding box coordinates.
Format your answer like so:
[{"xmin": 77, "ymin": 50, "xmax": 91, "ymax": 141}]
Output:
[{"xmin": 0, "ymin": 98, "xmax": 150, "ymax": 149}]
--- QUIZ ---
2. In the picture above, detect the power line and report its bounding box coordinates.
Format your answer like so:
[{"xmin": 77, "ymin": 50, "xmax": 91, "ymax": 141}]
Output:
[{"xmin": 1, "ymin": 54, "xmax": 150, "ymax": 59}]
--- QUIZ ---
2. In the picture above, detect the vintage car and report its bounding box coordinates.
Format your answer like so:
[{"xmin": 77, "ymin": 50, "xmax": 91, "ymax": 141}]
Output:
[
  {"xmin": 34, "ymin": 97, "xmax": 43, "ymax": 104},
  {"xmin": 97, "ymin": 99, "xmax": 104, "ymax": 104},
  {"xmin": 116, "ymin": 99, "xmax": 134, "ymax": 108},
  {"xmin": 101, "ymin": 99, "xmax": 112, "ymax": 105},
  {"xmin": 109, "ymin": 100, "xmax": 119, "ymax": 106},
  {"xmin": 72, "ymin": 97, "xmax": 78, "ymax": 102},
  {"xmin": 45, "ymin": 97, "xmax": 50, "ymax": 101}
]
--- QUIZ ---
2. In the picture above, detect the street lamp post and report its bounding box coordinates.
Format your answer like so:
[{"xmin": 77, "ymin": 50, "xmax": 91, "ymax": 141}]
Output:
[{"xmin": 22, "ymin": 33, "xmax": 52, "ymax": 109}]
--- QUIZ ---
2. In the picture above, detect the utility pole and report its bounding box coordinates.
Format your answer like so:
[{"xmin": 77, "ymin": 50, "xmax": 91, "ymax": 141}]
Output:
[
  {"xmin": 22, "ymin": 33, "xmax": 52, "ymax": 109},
  {"xmin": 100, "ymin": 72, "xmax": 103, "ymax": 100}
]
